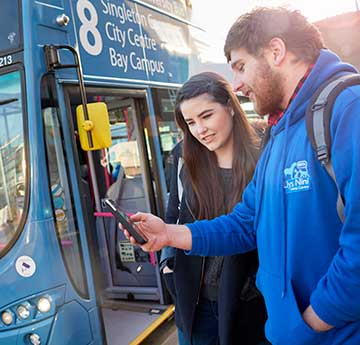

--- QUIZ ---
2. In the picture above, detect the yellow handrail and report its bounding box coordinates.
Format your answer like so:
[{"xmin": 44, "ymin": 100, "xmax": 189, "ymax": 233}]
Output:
[{"xmin": 129, "ymin": 305, "xmax": 175, "ymax": 345}]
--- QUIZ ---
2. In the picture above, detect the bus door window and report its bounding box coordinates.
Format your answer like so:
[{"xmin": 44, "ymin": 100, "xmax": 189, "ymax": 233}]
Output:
[
  {"xmin": 151, "ymin": 88, "xmax": 182, "ymax": 192},
  {"xmin": 105, "ymin": 98, "xmax": 151, "ymax": 214},
  {"xmin": 0, "ymin": 70, "xmax": 26, "ymax": 256},
  {"xmin": 99, "ymin": 108, "xmax": 132, "ymax": 187},
  {"xmin": 41, "ymin": 75, "xmax": 88, "ymax": 297}
]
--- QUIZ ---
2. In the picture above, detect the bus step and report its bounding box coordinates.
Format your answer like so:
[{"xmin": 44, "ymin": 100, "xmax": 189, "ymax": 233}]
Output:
[
  {"xmin": 101, "ymin": 301, "xmax": 175, "ymax": 345},
  {"xmin": 129, "ymin": 305, "xmax": 175, "ymax": 345}
]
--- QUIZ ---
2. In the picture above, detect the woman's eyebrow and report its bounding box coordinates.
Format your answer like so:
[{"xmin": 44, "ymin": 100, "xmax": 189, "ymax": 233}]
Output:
[{"xmin": 184, "ymin": 108, "xmax": 213, "ymax": 122}]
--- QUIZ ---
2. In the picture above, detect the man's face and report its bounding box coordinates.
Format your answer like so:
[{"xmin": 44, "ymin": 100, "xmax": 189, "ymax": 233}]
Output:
[{"xmin": 230, "ymin": 48, "xmax": 284, "ymax": 116}]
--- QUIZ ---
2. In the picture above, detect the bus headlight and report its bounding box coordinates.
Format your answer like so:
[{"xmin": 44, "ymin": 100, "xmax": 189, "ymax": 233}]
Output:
[
  {"xmin": 1, "ymin": 310, "xmax": 13, "ymax": 325},
  {"xmin": 29, "ymin": 333, "xmax": 41, "ymax": 345},
  {"xmin": 17, "ymin": 305, "xmax": 30, "ymax": 319},
  {"xmin": 37, "ymin": 297, "xmax": 51, "ymax": 313}
]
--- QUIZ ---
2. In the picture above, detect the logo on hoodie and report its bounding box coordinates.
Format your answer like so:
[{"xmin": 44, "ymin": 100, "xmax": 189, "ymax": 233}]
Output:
[{"xmin": 283, "ymin": 160, "xmax": 311, "ymax": 193}]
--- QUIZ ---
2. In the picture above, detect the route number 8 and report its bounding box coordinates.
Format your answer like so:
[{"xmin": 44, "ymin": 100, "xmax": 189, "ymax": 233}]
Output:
[{"xmin": 77, "ymin": 0, "xmax": 103, "ymax": 56}]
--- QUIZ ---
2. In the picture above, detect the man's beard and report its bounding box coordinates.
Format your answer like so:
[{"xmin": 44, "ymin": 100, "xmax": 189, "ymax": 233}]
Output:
[{"xmin": 252, "ymin": 60, "xmax": 284, "ymax": 116}]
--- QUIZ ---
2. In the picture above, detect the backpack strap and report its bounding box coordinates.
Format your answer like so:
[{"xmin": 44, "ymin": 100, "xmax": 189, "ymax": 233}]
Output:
[{"xmin": 306, "ymin": 73, "xmax": 360, "ymax": 222}]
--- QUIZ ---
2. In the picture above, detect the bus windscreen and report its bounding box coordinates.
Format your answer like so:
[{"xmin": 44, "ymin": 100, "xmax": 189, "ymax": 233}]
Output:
[{"xmin": 0, "ymin": 0, "xmax": 21, "ymax": 54}]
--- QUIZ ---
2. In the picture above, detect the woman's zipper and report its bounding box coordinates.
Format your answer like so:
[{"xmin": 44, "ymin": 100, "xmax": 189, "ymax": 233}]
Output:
[{"xmin": 185, "ymin": 198, "xmax": 205, "ymax": 305}]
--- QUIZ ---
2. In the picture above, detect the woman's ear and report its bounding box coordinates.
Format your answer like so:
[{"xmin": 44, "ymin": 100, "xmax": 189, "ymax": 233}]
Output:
[
  {"xmin": 227, "ymin": 101, "xmax": 235, "ymax": 117},
  {"xmin": 227, "ymin": 106, "xmax": 235, "ymax": 117}
]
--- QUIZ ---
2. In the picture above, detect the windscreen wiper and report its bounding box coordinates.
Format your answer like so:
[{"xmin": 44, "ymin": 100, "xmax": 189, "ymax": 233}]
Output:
[{"xmin": 0, "ymin": 98, "xmax": 18, "ymax": 106}]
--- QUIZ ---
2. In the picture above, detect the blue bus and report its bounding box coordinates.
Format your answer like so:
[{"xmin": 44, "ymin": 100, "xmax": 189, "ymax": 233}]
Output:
[{"xmin": 0, "ymin": 0, "xmax": 202, "ymax": 344}]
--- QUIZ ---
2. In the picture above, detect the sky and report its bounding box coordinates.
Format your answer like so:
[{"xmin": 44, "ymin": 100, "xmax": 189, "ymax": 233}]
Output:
[{"xmin": 190, "ymin": 0, "xmax": 359, "ymax": 63}]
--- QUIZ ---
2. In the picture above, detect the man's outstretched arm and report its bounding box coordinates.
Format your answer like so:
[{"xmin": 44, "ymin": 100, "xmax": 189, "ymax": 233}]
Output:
[
  {"xmin": 123, "ymin": 212, "xmax": 192, "ymax": 252},
  {"xmin": 123, "ymin": 172, "xmax": 258, "ymax": 256}
]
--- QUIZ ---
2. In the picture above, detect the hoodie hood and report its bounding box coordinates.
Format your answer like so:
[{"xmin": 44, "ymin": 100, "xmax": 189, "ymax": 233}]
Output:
[{"xmin": 272, "ymin": 49, "xmax": 357, "ymax": 136}]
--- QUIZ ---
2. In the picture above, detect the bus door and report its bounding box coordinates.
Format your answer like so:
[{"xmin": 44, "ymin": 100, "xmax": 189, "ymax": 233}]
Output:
[
  {"xmin": 61, "ymin": 86, "xmax": 173, "ymax": 343},
  {"xmin": 63, "ymin": 86, "xmax": 166, "ymax": 303}
]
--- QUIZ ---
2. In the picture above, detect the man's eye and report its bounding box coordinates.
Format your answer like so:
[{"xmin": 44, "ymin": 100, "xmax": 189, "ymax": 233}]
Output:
[{"xmin": 238, "ymin": 64, "xmax": 244, "ymax": 72}]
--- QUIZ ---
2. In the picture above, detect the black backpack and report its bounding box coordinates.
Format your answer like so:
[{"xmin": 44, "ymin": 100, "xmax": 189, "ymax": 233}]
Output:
[{"xmin": 306, "ymin": 73, "xmax": 360, "ymax": 222}]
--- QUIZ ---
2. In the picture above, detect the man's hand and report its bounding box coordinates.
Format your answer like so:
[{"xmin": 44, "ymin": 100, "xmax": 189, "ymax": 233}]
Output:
[
  {"xmin": 120, "ymin": 212, "xmax": 192, "ymax": 252},
  {"xmin": 121, "ymin": 212, "xmax": 169, "ymax": 252},
  {"xmin": 302, "ymin": 305, "xmax": 334, "ymax": 332}
]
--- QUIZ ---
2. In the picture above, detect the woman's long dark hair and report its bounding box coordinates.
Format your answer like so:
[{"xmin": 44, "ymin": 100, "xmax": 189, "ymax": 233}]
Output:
[{"xmin": 175, "ymin": 72, "xmax": 259, "ymax": 219}]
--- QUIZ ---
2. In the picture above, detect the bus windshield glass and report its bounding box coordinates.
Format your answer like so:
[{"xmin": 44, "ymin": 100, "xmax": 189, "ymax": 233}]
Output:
[
  {"xmin": 0, "ymin": 70, "xmax": 26, "ymax": 255},
  {"xmin": 0, "ymin": 0, "xmax": 21, "ymax": 54}
]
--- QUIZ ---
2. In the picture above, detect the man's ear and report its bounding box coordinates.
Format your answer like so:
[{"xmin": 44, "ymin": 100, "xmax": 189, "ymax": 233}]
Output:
[{"xmin": 267, "ymin": 37, "xmax": 286, "ymax": 66}]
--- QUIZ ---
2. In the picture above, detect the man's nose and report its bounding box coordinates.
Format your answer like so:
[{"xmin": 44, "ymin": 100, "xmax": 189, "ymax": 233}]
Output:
[{"xmin": 232, "ymin": 75, "xmax": 244, "ymax": 93}]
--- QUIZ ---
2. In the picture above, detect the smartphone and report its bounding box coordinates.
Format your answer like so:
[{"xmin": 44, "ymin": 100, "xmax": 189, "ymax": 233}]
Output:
[{"xmin": 102, "ymin": 198, "xmax": 148, "ymax": 245}]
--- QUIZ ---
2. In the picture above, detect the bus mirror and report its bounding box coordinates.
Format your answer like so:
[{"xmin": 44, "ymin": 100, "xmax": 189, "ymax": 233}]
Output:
[{"xmin": 76, "ymin": 102, "xmax": 112, "ymax": 151}]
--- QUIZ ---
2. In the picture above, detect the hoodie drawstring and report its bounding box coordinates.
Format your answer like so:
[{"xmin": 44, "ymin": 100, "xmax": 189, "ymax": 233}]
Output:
[{"xmin": 280, "ymin": 113, "xmax": 292, "ymax": 298}]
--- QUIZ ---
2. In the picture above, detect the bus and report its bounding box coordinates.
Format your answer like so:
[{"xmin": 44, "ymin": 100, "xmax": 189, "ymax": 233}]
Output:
[{"xmin": 0, "ymin": 0, "xmax": 204, "ymax": 344}]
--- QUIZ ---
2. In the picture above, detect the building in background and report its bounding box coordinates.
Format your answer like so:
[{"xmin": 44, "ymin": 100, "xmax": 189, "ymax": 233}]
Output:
[{"xmin": 315, "ymin": 11, "xmax": 360, "ymax": 71}]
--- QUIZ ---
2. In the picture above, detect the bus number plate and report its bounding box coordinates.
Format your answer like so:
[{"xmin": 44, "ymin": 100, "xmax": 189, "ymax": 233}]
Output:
[{"xmin": 0, "ymin": 55, "xmax": 13, "ymax": 67}]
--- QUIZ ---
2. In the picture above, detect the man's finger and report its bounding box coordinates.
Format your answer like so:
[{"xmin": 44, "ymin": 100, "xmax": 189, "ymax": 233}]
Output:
[
  {"xmin": 141, "ymin": 242, "xmax": 153, "ymax": 252},
  {"xmin": 130, "ymin": 212, "xmax": 145, "ymax": 222},
  {"xmin": 129, "ymin": 236, "xmax": 138, "ymax": 245},
  {"xmin": 123, "ymin": 229, "xmax": 131, "ymax": 240}
]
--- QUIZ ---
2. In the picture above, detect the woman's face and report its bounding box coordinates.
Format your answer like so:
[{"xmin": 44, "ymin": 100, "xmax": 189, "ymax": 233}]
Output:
[{"xmin": 180, "ymin": 93, "xmax": 234, "ymax": 156}]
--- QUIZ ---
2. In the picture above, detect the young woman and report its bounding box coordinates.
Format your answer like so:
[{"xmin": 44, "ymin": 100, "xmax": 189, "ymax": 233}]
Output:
[{"xmin": 161, "ymin": 72, "xmax": 268, "ymax": 345}]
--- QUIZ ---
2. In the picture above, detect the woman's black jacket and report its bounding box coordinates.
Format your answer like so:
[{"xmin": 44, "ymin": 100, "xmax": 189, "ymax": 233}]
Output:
[{"xmin": 162, "ymin": 144, "xmax": 267, "ymax": 345}]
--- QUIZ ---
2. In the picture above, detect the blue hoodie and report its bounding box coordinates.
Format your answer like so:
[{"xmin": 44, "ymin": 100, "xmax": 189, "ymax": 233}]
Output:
[{"xmin": 186, "ymin": 50, "xmax": 360, "ymax": 345}]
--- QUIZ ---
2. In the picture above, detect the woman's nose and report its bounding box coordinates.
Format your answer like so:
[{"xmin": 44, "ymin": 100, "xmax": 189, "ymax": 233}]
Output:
[{"xmin": 196, "ymin": 123, "xmax": 207, "ymax": 135}]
